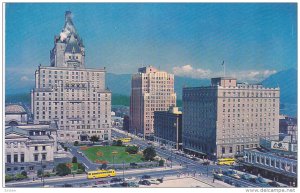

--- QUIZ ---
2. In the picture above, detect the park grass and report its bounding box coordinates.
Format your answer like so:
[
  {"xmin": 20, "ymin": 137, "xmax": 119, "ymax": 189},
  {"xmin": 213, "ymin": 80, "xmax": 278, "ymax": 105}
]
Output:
[{"xmin": 82, "ymin": 146, "xmax": 143, "ymax": 164}]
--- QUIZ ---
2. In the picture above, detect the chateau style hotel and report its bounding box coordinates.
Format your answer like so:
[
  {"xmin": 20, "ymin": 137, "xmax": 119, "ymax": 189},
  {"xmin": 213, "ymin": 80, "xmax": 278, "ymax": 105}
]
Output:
[{"xmin": 31, "ymin": 11, "xmax": 111, "ymax": 142}]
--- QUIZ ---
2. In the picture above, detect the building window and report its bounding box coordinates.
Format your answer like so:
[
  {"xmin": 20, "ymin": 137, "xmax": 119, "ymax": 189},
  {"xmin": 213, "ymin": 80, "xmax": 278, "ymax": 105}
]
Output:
[
  {"xmin": 42, "ymin": 154, "xmax": 46, "ymax": 161},
  {"xmin": 229, "ymin": 147, "xmax": 233, "ymax": 153},
  {"xmin": 7, "ymin": 155, "xmax": 11, "ymax": 163},
  {"xmin": 14, "ymin": 154, "xmax": 18, "ymax": 163},
  {"xmin": 21, "ymin": 154, "xmax": 24, "ymax": 162},
  {"xmin": 34, "ymin": 154, "xmax": 39, "ymax": 161},
  {"xmin": 7, "ymin": 168, "xmax": 11, "ymax": 172},
  {"xmin": 35, "ymin": 146, "xmax": 38, "ymax": 151},
  {"xmin": 271, "ymin": 159, "xmax": 275, "ymax": 167},
  {"xmin": 42, "ymin": 146, "xmax": 46, "ymax": 151},
  {"xmin": 221, "ymin": 147, "xmax": 225, "ymax": 154}
]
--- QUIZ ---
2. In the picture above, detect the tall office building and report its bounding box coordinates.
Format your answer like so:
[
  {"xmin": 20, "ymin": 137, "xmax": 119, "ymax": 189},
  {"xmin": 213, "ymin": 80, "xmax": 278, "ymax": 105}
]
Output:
[
  {"xmin": 130, "ymin": 66, "xmax": 176, "ymax": 137},
  {"xmin": 31, "ymin": 11, "xmax": 111, "ymax": 142},
  {"xmin": 183, "ymin": 77, "xmax": 280, "ymax": 158}
]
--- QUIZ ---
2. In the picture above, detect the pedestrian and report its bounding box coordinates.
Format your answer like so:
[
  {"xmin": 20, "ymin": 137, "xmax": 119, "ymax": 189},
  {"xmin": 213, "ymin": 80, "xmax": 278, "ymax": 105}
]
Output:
[{"xmin": 213, "ymin": 177, "xmax": 215, "ymax": 183}]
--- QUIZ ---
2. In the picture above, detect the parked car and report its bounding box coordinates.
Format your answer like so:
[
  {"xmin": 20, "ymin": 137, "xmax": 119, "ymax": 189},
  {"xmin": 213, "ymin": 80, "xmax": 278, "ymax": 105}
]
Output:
[
  {"xmin": 110, "ymin": 183, "xmax": 123, "ymax": 187},
  {"xmin": 130, "ymin": 163, "xmax": 138, "ymax": 167},
  {"xmin": 124, "ymin": 176, "xmax": 136, "ymax": 181},
  {"xmin": 249, "ymin": 177, "xmax": 271, "ymax": 187},
  {"xmin": 149, "ymin": 179, "xmax": 160, "ymax": 185},
  {"xmin": 160, "ymin": 146, "xmax": 166, "ymax": 150},
  {"xmin": 110, "ymin": 178, "xmax": 122, "ymax": 183},
  {"xmin": 157, "ymin": 177, "xmax": 164, "ymax": 183},
  {"xmin": 138, "ymin": 180, "xmax": 151, "ymax": 186},
  {"xmin": 141, "ymin": 175, "xmax": 151, "ymax": 179},
  {"xmin": 96, "ymin": 180, "xmax": 108, "ymax": 185},
  {"xmin": 268, "ymin": 181, "xmax": 281, "ymax": 187},
  {"xmin": 63, "ymin": 183, "xmax": 73, "ymax": 187},
  {"xmin": 241, "ymin": 174, "xmax": 252, "ymax": 180},
  {"xmin": 128, "ymin": 182, "xmax": 139, "ymax": 187},
  {"xmin": 192, "ymin": 157, "xmax": 199, "ymax": 161},
  {"xmin": 213, "ymin": 173, "xmax": 224, "ymax": 180},
  {"xmin": 202, "ymin": 161, "xmax": 210, "ymax": 165}
]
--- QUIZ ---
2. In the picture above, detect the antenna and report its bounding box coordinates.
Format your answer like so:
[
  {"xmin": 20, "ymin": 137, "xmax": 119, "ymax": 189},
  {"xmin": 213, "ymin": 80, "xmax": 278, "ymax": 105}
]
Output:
[{"xmin": 221, "ymin": 60, "xmax": 225, "ymax": 77}]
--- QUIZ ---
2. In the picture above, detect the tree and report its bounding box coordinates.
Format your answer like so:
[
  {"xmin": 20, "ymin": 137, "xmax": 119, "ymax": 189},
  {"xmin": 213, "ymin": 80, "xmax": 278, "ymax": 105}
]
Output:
[
  {"xmin": 72, "ymin": 156, "xmax": 78, "ymax": 163},
  {"xmin": 90, "ymin": 135, "xmax": 99, "ymax": 144},
  {"xmin": 78, "ymin": 163, "xmax": 86, "ymax": 173},
  {"xmin": 56, "ymin": 163, "xmax": 71, "ymax": 176},
  {"xmin": 37, "ymin": 169, "xmax": 43, "ymax": 177},
  {"xmin": 143, "ymin": 146, "xmax": 156, "ymax": 161},
  {"xmin": 125, "ymin": 146, "xmax": 139, "ymax": 154},
  {"xmin": 100, "ymin": 163, "xmax": 107, "ymax": 170},
  {"xmin": 64, "ymin": 147, "xmax": 68, "ymax": 151},
  {"xmin": 159, "ymin": 159, "xmax": 165, "ymax": 166},
  {"xmin": 116, "ymin": 140, "xmax": 123, "ymax": 146},
  {"xmin": 74, "ymin": 141, "xmax": 79, "ymax": 146}
]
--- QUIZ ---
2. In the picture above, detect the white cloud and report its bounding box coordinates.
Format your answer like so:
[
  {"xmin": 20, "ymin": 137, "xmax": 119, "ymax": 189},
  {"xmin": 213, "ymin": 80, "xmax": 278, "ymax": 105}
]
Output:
[
  {"xmin": 172, "ymin": 64, "xmax": 212, "ymax": 79},
  {"xmin": 232, "ymin": 70, "xmax": 277, "ymax": 82},
  {"xmin": 172, "ymin": 64, "xmax": 276, "ymax": 82},
  {"xmin": 20, "ymin": 76, "xmax": 30, "ymax": 81}
]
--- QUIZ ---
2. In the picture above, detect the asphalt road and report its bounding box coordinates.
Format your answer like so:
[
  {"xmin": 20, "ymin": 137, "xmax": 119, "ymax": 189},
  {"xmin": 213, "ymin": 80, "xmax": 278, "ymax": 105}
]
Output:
[
  {"xmin": 6, "ymin": 167, "xmax": 186, "ymax": 187},
  {"xmin": 111, "ymin": 128, "xmax": 262, "ymax": 188}
]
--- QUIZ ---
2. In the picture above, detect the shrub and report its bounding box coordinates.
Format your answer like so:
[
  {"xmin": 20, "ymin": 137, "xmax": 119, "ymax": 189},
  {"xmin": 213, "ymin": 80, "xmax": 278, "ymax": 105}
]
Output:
[
  {"xmin": 72, "ymin": 156, "xmax": 78, "ymax": 163},
  {"xmin": 44, "ymin": 172, "xmax": 51, "ymax": 177},
  {"xmin": 78, "ymin": 163, "xmax": 85, "ymax": 172},
  {"xmin": 64, "ymin": 147, "xmax": 68, "ymax": 151},
  {"xmin": 74, "ymin": 141, "xmax": 79, "ymax": 146},
  {"xmin": 21, "ymin": 171, "xmax": 27, "ymax": 177},
  {"xmin": 125, "ymin": 146, "xmax": 139, "ymax": 154},
  {"xmin": 15, "ymin": 173, "xmax": 27, "ymax": 181},
  {"xmin": 5, "ymin": 175, "xmax": 14, "ymax": 182},
  {"xmin": 56, "ymin": 163, "xmax": 71, "ymax": 176}
]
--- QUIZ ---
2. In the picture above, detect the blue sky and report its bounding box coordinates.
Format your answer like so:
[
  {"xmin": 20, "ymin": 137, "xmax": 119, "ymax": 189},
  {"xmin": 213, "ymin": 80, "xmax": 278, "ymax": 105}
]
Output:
[{"xmin": 5, "ymin": 3, "xmax": 297, "ymax": 82}]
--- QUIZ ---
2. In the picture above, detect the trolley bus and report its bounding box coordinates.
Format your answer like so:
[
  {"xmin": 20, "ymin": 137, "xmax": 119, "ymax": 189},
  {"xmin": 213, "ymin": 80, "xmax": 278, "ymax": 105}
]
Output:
[
  {"xmin": 217, "ymin": 158, "xmax": 236, "ymax": 165},
  {"xmin": 87, "ymin": 169, "xmax": 116, "ymax": 179},
  {"xmin": 119, "ymin": 137, "xmax": 132, "ymax": 143}
]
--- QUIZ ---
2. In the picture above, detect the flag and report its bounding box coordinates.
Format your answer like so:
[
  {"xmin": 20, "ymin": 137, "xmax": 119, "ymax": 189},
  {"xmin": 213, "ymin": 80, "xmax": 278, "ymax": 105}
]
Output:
[{"xmin": 221, "ymin": 61, "xmax": 224, "ymax": 66}]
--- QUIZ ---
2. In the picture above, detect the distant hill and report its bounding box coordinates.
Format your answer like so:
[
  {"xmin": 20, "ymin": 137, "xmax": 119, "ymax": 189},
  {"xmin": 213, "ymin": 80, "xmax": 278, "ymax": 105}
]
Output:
[
  {"xmin": 106, "ymin": 73, "xmax": 210, "ymax": 98},
  {"xmin": 261, "ymin": 68, "xmax": 297, "ymax": 117},
  {"xmin": 5, "ymin": 69, "xmax": 297, "ymax": 116},
  {"xmin": 261, "ymin": 68, "xmax": 297, "ymax": 105}
]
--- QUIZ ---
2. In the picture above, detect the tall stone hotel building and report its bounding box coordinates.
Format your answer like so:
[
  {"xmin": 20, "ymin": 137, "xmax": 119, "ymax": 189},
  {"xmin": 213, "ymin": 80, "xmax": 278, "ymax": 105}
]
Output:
[
  {"xmin": 183, "ymin": 77, "xmax": 280, "ymax": 158},
  {"xmin": 130, "ymin": 66, "xmax": 176, "ymax": 137},
  {"xmin": 31, "ymin": 11, "xmax": 111, "ymax": 142}
]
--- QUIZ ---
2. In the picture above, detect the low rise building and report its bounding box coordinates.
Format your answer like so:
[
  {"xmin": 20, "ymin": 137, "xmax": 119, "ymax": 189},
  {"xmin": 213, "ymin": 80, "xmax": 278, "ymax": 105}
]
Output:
[
  {"xmin": 5, "ymin": 125, "xmax": 57, "ymax": 174},
  {"xmin": 154, "ymin": 106, "xmax": 182, "ymax": 149},
  {"xmin": 242, "ymin": 136, "xmax": 297, "ymax": 186}
]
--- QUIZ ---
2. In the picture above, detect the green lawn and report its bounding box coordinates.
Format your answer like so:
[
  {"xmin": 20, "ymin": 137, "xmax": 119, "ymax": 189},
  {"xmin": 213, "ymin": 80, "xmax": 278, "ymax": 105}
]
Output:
[{"xmin": 82, "ymin": 146, "xmax": 143, "ymax": 164}]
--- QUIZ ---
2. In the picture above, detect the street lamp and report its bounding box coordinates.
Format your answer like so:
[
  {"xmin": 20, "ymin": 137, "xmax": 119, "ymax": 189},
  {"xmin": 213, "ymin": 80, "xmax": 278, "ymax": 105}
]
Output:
[
  {"xmin": 122, "ymin": 161, "xmax": 125, "ymax": 182},
  {"xmin": 112, "ymin": 151, "xmax": 118, "ymax": 169}
]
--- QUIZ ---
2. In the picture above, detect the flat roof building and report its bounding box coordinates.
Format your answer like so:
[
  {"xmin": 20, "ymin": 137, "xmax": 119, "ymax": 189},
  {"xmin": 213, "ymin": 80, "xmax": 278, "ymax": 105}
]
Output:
[
  {"xmin": 182, "ymin": 77, "xmax": 280, "ymax": 158},
  {"xmin": 154, "ymin": 106, "xmax": 182, "ymax": 150},
  {"xmin": 130, "ymin": 66, "xmax": 176, "ymax": 137}
]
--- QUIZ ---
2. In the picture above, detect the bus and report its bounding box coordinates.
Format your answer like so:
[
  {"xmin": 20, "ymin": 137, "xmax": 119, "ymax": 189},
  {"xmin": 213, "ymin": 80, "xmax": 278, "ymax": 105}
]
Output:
[
  {"xmin": 217, "ymin": 158, "xmax": 236, "ymax": 165},
  {"xmin": 119, "ymin": 137, "xmax": 132, "ymax": 143},
  {"xmin": 87, "ymin": 169, "xmax": 116, "ymax": 179}
]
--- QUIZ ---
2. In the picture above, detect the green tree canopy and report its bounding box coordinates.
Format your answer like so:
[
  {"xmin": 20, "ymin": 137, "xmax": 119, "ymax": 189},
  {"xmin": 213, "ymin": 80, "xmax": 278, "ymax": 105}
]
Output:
[
  {"xmin": 90, "ymin": 135, "xmax": 99, "ymax": 144},
  {"xmin": 56, "ymin": 163, "xmax": 71, "ymax": 176},
  {"xmin": 143, "ymin": 146, "xmax": 156, "ymax": 161}
]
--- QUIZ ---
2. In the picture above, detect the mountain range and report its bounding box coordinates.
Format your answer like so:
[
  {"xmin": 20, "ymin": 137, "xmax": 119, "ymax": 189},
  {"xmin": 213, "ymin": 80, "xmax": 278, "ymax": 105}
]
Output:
[{"xmin": 5, "ymin": 68, "xmax": 297, "ymax": 116}]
